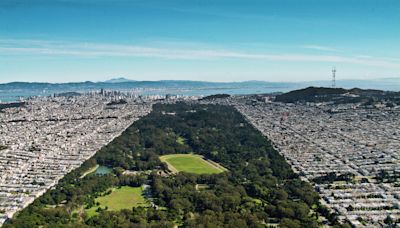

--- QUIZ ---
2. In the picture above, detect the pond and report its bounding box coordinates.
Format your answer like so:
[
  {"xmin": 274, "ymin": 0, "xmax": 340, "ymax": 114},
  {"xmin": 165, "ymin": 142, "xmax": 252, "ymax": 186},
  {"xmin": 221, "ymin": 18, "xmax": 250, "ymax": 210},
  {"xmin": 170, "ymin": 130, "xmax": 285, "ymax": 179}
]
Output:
[{"xmin": 95, "ymin": 165, "xmax": 113, "ymax": 175}]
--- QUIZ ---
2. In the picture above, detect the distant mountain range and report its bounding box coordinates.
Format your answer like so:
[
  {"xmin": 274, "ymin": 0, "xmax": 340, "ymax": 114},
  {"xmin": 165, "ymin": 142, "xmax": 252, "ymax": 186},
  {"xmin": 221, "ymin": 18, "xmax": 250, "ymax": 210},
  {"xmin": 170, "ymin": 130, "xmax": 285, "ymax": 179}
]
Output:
[
  {"xmin": 1, "ymin": 77, "xmax": 399, "ymax": 90},
  {"xmin": 0, "ymin": 79, "xmax": 293, "ymax": 91},
  {"xmin": 103, "ymin": 77, "xmax": 135, "ymax": 83}
]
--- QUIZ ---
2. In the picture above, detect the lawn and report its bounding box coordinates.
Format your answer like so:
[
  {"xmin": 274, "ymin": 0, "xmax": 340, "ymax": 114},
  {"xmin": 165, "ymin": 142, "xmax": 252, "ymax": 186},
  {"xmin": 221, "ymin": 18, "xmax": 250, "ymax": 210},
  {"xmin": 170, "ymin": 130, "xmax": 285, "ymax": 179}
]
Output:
[
  {"xmin": 176, "ymin": 136, "xmax": 186, "ymax": 145},
  {"xmin": 86, "ymin": 186, "xmax": 148, "ymax": 217},
  {"xmin": 159, "ymin": 154, "xmax": 225, "ymax": 174}
]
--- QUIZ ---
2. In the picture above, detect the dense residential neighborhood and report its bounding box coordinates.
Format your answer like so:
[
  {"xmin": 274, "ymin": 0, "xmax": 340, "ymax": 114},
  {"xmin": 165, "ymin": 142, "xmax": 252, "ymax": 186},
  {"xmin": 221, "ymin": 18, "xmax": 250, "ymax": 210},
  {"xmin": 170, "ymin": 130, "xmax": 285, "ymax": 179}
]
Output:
[
  {"xmin": 232, "ymin": 97, "xmax": 400, "ymax": 227},
  {"xmin": 0, "ymin": 93, "xmax": 155, "ymax": 225}
]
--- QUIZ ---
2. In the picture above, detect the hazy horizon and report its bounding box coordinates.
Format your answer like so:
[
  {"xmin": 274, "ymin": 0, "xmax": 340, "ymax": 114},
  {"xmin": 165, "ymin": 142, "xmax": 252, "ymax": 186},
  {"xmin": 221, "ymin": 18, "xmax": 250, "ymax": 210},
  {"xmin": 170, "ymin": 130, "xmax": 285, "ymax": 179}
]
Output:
[{"xmin": 1, "ymin": 76, "xmax": 400, "ymax": 85}]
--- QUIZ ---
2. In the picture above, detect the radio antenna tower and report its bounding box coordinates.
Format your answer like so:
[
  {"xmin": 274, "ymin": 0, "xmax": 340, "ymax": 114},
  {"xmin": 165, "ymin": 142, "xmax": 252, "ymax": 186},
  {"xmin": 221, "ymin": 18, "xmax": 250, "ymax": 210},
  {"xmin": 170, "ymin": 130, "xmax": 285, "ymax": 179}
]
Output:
[{"xmin": 332, "ymin": 66, "xmax": 336, "ymax": 88}]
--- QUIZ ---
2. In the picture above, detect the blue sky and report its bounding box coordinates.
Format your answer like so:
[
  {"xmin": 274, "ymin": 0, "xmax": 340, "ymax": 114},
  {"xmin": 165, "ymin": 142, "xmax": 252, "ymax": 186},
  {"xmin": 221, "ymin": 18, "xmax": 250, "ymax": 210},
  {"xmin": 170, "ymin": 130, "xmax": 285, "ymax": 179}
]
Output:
[{"xmin": 0, "ymin": 0, "xmax": 399, "ymax": 83}]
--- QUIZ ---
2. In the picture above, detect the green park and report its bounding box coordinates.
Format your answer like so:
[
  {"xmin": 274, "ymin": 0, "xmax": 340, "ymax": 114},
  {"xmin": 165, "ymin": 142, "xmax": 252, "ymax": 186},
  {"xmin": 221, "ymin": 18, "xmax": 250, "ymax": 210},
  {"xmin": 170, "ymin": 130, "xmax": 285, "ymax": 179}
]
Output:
[{"xmin": 159, "ymin": 153, "xmax": 226, "ymax": 174}]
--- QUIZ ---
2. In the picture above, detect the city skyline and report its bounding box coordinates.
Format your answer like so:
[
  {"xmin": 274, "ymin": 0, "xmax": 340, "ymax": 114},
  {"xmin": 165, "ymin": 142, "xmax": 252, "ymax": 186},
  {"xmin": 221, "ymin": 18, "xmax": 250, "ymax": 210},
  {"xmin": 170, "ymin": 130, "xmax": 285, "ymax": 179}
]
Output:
[{"xmin": 0, "ymin": 0, "xmax": 399, "ymax": 83}]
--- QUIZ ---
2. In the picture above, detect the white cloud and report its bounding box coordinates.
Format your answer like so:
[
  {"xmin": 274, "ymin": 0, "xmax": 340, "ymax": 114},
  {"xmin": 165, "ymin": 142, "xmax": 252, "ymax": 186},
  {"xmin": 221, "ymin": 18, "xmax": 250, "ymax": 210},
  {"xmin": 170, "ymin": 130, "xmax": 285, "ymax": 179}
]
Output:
[
  {"xmin": 301, "ymin": 45, "xmax": 339, "ymax": 52},
  {"xmin": 0, "ymin": 39, "xmax": 399, "ymax": 69}
]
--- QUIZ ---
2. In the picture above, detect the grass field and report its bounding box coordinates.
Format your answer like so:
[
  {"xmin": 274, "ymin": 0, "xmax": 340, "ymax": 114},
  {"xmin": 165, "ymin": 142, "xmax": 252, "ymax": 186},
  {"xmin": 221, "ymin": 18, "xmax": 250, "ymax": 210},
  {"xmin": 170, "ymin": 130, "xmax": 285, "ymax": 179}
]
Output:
[
  {"xmin": 176, "ymin": 136, "xmax": 186, "ymax": 145},
  {"xmin": 86, "ymin": 186, "xmax": 148, "ymax": 217},
  {"xmin": 159, "ymin": 154, "xmax": 226, "ymax": 174}
]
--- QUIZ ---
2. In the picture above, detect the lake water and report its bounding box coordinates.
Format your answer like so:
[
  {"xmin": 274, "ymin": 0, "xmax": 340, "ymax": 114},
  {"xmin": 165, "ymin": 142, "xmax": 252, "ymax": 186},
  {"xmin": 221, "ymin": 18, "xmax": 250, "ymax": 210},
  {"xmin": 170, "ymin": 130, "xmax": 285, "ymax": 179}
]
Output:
[{"xmin": 95, "ymin": 166, "xmax": 112, "ymax": 175}]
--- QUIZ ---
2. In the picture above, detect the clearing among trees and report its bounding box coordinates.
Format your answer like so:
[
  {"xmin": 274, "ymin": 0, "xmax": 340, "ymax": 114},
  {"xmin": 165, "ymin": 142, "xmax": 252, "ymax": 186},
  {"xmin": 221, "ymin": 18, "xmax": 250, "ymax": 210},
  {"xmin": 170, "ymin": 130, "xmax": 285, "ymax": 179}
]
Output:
[
  {"xmin": 86, "ymin": 186, "xmax": 149, "ymax": 217},
  {"xmin": 159, "ymin": 154, "xmax": 226, "ymax": 174}
]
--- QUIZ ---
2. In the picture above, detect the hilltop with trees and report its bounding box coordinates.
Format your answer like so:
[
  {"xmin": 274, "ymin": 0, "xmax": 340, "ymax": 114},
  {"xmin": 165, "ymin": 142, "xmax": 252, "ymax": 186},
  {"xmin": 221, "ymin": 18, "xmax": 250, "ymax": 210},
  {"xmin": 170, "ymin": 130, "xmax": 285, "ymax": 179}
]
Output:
[{"xmin": 275, "ymin": 86, "xmax": 400, "ymax": 105}]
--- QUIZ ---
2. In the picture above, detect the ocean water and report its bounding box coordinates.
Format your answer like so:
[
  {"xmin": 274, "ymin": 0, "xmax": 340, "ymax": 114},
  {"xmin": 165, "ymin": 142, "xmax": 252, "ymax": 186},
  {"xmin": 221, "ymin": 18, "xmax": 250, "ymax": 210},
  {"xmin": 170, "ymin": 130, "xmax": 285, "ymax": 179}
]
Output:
[{"xmin": 0, "ymin": 90, "xmax": 55, "ymax": 102}]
